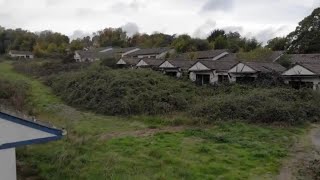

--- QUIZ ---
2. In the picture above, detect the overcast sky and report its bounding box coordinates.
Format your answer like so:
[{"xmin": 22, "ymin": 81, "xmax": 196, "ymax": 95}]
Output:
[{"xmin": 0, "ymin": 0, "xmax": 319, "ymax": 43}]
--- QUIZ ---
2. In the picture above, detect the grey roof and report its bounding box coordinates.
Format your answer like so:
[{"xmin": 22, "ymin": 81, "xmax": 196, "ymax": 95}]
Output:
[
  {"xmin": 268, "ymin": 51, "xmax": 285, "ymax": 62},
  {"xmin": 216, "ymin": 53, "xmax": 241, "ymax": 61},
  {"xmin": 175, "ymin": 49, "xmax": 229, "ymax": 60},
  {"xmin": 296, "ymin": 62, "xmax": 320, "ymax": 75},
  {"xmin": 111, "ymin": 47, "xmax": 138, "ymax": 53},
  {"xmin": 77, "ymin": 51, "xmax": 96, "ymax": 59},
  {"xmin": 198, "ymin": 60, "xmax": 238, "ymax": 72},
  {"xmin": 121, "ymin": 57, "xmax": 141, "ymax": 66},
  {"xmin": 129, "ymin": 47, "xmax": 171, "ymax": 56},
  {"xmin": 77, "ymin": 47, "xmax": 137, "ymax": 60},
  {"xmin": 90, "ymin": 47, "xmax": 113, "ymax": 52},
  {"xmin": 289, "ymin": 54, "xmax": 320, "ymax": 64},
  {"xmin": 244, "ymin": 62, "xmax": 286, "ymax": 73},
  {"xmin": 9, "ymin": 50, "xmax": 33, "ymax": 55},
  {"xmin": 163, "ymin": 60, "xmax": 195, "ymax": 70},
  {"xmin": 141, "ymin": 58, "xmax": 165, "ymax": 66}
]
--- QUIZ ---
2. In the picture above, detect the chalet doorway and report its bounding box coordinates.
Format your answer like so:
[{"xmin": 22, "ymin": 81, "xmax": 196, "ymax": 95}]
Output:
[
  {"xmin": 166, "ymin": 72, "xmax": 178, "ymax": 77},
  {"xmin": 289, "ymin": 81, "xmax": 314, "ymax": 89},
  {"xmin": 196, "ymin": 74, "xmax": 210, "ymax": 85},
  {"xmin": 236, "ymin": 76, "xmax": 255, "ymax": 83}
]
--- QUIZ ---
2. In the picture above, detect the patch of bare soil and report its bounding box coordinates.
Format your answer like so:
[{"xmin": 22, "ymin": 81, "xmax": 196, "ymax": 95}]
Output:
[
  {"xmin": 99, "ymin": 126, "xmax": 187, "ymax": 141},
  {"xmin": 277, "ymin": 124, "xmax": 320, "ymax": 180}
]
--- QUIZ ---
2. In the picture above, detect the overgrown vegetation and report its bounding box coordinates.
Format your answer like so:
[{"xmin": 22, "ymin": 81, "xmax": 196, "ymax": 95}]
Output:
[
  {"xmin": 47, "ymin": 67, "xmax": 198, "ymax": 115},
  {"xmin": 13, "ymin": 60, "xmax": 89, "ymax": 77},
  {"xmin": 237, "ymin": 48, "xmax": 274, "ymax": 61},
  {"xmin": 17, "ymin": 122, "xmax": 303, "ymax": 180},
  {"xmin": 0, "ymin": 61, "xmax": 307, "ymax": 179},
  {"xmin": 192, "ymin": 87, "xmax": 320, "ymax": 125},
  {"xmin": 14, "ymin": 62, "xmax": 314, "ymax": 125},
  {"xmin": 0, "ymin": 78, "xmax": 29, "ymax": 110}
]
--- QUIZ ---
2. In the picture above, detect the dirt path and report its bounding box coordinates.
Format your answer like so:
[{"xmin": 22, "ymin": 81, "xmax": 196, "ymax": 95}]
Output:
[
  {"xmin": 310, "ymin": 127, "xmax": 320, "ymax": 151},
  {"xmin": 277, "ymin": 124, "xmax": 320, "ymax": 180}
]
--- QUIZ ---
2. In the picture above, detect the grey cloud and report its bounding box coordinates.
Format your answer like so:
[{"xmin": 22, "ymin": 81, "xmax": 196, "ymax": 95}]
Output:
[
  {"xmin": 46, "ymin": 0, "xmax": 63, "ymax": 6},
  {"xmin": 222, "ymin": 26, "xmax": 244, "ymax": 33},
  {"xmin": 201, "ymin": 0, "xmax": 234, "ymax": 12},
  {"xmin": 193, "ymin": 20, "xmax": 216, "ymax": 38},
  {"xmin": 75, "ymin": 8, "xmax": 96, "ymax": 17},
  {"xmin": 121, "ymin": 22, "xmax": 139, "ymax": 37},
  {"xmin": 0, "ymin": 12, "xmax": 25, "ymax": 28},
  {"xmin": 254, "ymin": 26, "xmax": 289, "ymax": 44},
  {"xmin": 69, "ymin": 30, "xmax": 91, "ymax": 40},
  {"xmin": 111, "ymin": 0, "xmax": 145, "ymax": 13}
]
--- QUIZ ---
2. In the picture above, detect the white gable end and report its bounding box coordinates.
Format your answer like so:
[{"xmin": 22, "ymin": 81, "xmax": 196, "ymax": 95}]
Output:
[
  {"xmin": 117, "ymin": 59, "xmax": 127, "ymax": 65},
  {"xmin": 160, "ymin": 61, "xmax": 174, "ymax": 68},
  {"xmin": 189, "ymin": 62, "xmax": 210, "ymax": 71},
  {"xmin": 229, "ymin": 63, "xmax": 256, "ymax": 73},
  {"xmin": 0, "ymin": 118, "xmax": 55, "ymax": 146},
  {"xmin": 136, "ymin": 60, "xmax": 148, "ymax": 67},
  {"xmin": 283, "ymin": 65, "xmax": 315, "ymax": 76}
]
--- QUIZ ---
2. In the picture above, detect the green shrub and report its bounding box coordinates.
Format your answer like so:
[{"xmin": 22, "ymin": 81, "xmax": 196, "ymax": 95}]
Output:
[
  {"xmin": 48, "ymin": 67, "xmax": 198, "ymax": 115},
  {"xmin": 191, "ymin": 87, "xmax": 320, "ymax": 125},
  {"xmin": 13, "ymin": 60, "xmax": 89, "ymax": 77},
  {"xmin": 0, "ymin": 79, "xmax": 29, "ymax": 110}
]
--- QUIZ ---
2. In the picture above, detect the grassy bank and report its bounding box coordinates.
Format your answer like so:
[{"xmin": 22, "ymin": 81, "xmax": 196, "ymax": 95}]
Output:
[{"xmin": 0, "ymin": 61, "xmax": 306, "ymax": 179}]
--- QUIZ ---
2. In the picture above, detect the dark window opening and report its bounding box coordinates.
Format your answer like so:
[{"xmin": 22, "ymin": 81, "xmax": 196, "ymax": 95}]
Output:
[
  {"xmin": 196, "ymin": 74, "xmax": 210, "ymax": 85},
  {"xmin": 218, "ymin": 75, "xmax": 229, "ymax": 83},
  {"xmin": 289, "ymin": 81, "xmax": 314, "ymax": 89},
  {"xmin": 166, "ymin": 72, "xmax": 178, "ymax": 77},
  {"xmin": 236, "ymin": 76, "xmax": 255, "ymax": 84}
]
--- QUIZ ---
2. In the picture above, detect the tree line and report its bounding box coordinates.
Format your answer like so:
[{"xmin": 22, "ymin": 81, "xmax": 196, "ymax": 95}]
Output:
[
  {"xmin": 1, "ymin": 7, "xmax": 320, "ymax": 58},
  {"xmin": 0, "ymin": 26, "xmax": 264, "ymax": 57}
]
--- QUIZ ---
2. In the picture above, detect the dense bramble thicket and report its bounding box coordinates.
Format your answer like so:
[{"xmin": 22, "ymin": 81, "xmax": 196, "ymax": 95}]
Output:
[
  {"xmin": 13, "ymin": 60, "xmax": 89, "ymax": 77},
  {"xmin": 192, "ymin": 87, "xmax": 320, "ymax": 124},
  {"xmin": 21, "ymin": 62, "xmax": 315, "ymax": 125},
  {"xmin": 47, "ymin": 66, "xmax": 200, "ymax": 115},
  {"xmin": 0, "ymin": 79, "xmax": 29, "ymax": 110}
]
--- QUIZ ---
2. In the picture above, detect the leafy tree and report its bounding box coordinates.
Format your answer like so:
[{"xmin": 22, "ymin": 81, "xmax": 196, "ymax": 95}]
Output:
[
  {"xmin": 214, "ymin": 36, "xmax": 228, "ymax": 49},
  {"xmin": 93, "ymin": 28, "xmax": 127, "ymax": 47},
  {"xmin": 266, "ymin": 37, "xmax": 287, "ymax": 51},
  {"xmin": 127, "ymin": 33, "xmax": 174, "ymax": 48},
  {"xmin": 192, "ymin": 38, "xmax": 210, "ymax": 51},
  {"xmin": 207, "ymin": 29, "xmax": 226, "ymax": 42},
  {"xmin": 287, "ymin": 8, "xmax": 320, "ymax": 53},
  {"xmin": 172, "ymin": 34, "xmax": 196, "ymax": 53},
  {"xmin": 243, "ymin": 38, "xmax": 261, "ymax": 52},
  {"xmin": 237, "ymin": 48, "xmax": 273, "ymax": 61},
  {"xmin": 0, "ymin": 28, "xmax": 36, "ymax": 54},
  {"xmin": 70, "ymin": 39, "xmax": 85, "ymax": 51},
  {"xmin": 34, "ymin": 30, "xmax": 70, "ymax": 57}
]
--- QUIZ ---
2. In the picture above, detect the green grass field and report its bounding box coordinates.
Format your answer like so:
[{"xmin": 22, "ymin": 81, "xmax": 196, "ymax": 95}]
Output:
[{"xmin": 0, "ymin": 61, "xmax": 305, "ymax": 179}]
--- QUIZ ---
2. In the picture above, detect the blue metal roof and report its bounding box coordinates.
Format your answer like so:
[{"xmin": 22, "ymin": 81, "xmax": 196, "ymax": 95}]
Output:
[{"xmin": 0, "ymin": 112, "xmax": 64, "ymax": 150}]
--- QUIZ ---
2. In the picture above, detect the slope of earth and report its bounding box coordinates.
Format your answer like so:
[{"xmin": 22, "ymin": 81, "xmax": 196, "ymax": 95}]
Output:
[{"xmin": 0, "ymin": 61, "xmax": 305, "ymax": 180}]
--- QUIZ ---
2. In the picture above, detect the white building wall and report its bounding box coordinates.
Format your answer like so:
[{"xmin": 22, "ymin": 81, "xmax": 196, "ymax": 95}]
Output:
[
  {"xmin": 282, "ymin": 65, "xmax": 315, "ymax": 76},
  {"xmin": 0, "ymin": 148, "xmax": 16, "ymax": 180},
  {"xmin": 159, "ymin": 61, "xmax": 174, "ymax": 68},
  {"xmin": 136, "ymin": 60, "xmax": 148, "ymax": 67},
  {"xmin": 189, "ymin": 71, "xmax": 217, "ymax": 85},
  {"xmin": 74, "ymin": 52, "xmax": 81, "ymax": 62},
  {"xmin": 283, "ymin": 77, "xmax": 320, "ymax": 90},
  {"xmin": 9, "ymin": 53, "xmax": 34, "ymax": 59},
  {"xmin": 229, "ymin": 63, "xmax": 256, "ymax": 73}
]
